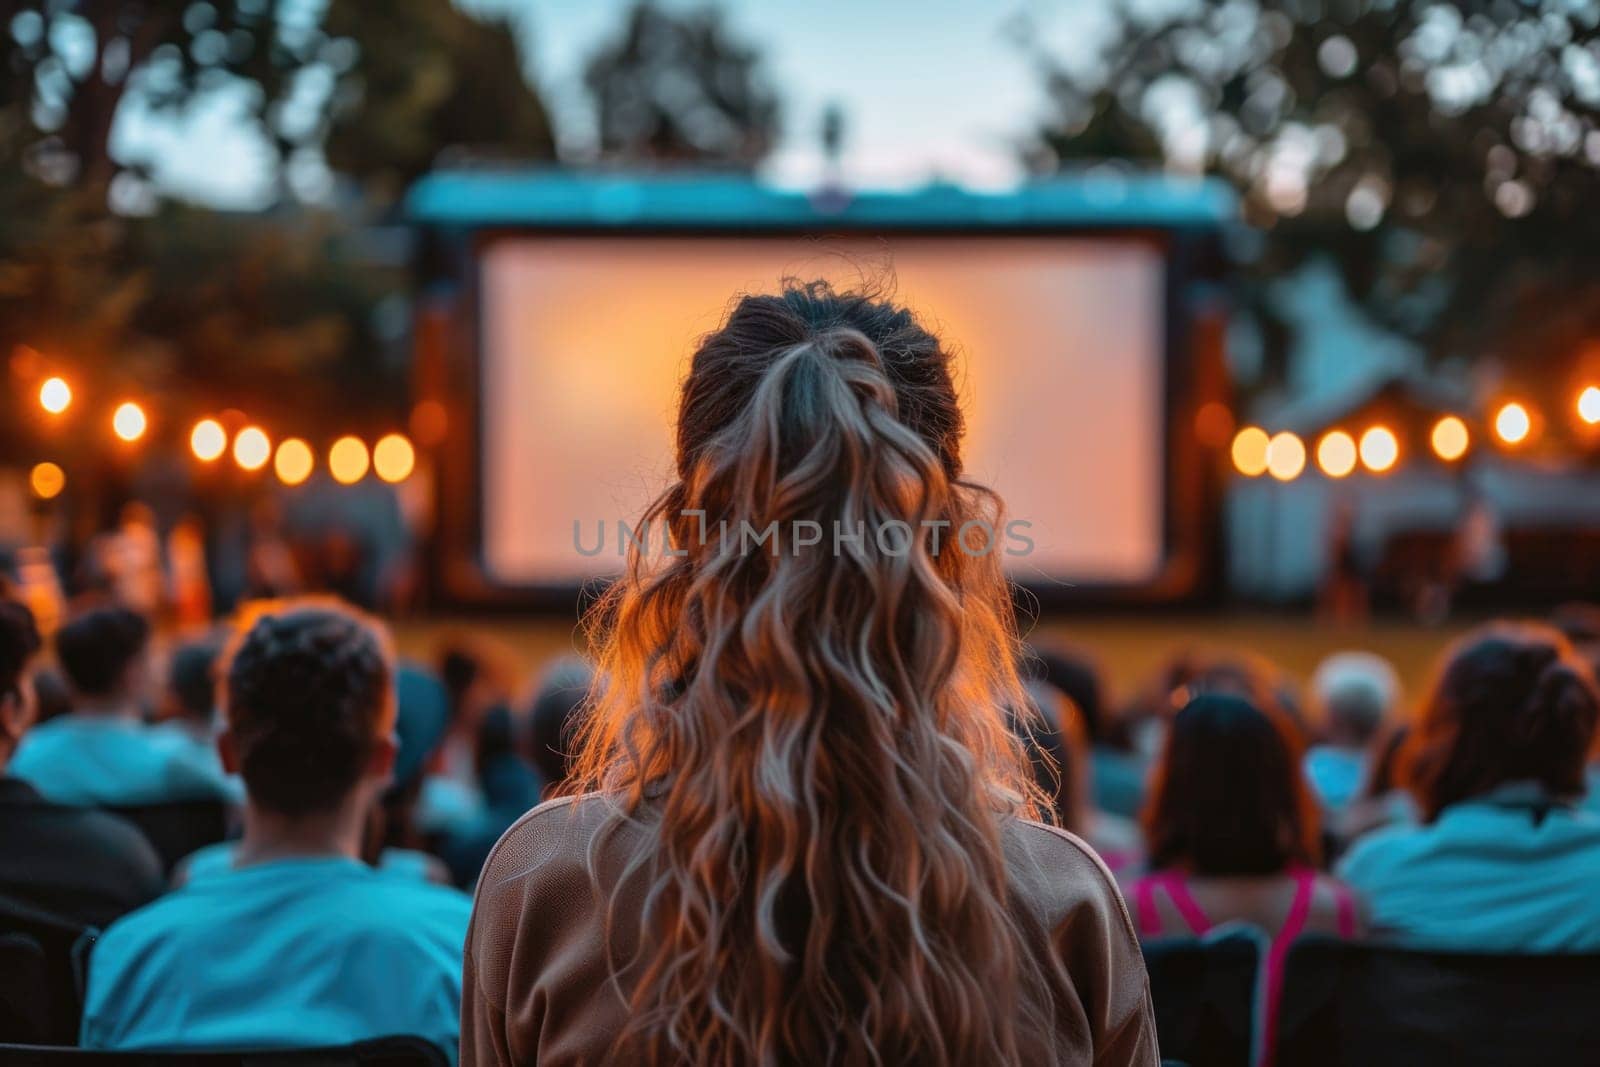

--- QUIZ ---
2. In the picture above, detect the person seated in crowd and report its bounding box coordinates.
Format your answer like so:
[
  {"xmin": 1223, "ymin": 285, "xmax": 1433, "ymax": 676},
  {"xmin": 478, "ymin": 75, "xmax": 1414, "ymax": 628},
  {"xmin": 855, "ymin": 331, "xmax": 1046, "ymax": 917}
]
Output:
[
  {"xmin": 1025, "ymin": 643, "xmax": 1148, "ymax": 819},
  {"xmin": 463, "ymin": 283, "xmax": 1158, "ymax": 1065},
  {"xmin": 81, "ymin": 598, "xmax": 472, "ymax": 1056},
  {"xmin": 1304, "ymin": 651, "xmax": 1400, "ymax": 815},
  {"xmin": 0, "ymin": 598, "xmax": 165, "ymax": 929},
  {"xmin": 1016, "ymin": 676, "xmax": 1143, "ymax": 874},
  {"xmin": 175, "ymin": 662, "xmax": 456, "ymax": 889},
  {"xmin": 150, "ymin": 635, "xmax": 242, "ymax": 803},
  {"xmin": 1115, "ymin": 650, "xmax": 1308, "ymax": 784},
  {"xmin": 522, "ymin": 654, "xmax": 593, "ymax": 794},
  {"xmin": 11, "ymin": 605, "xmax": 232, "ymax": 806},
  {"xmin": 1128, "ymin": 693, "xmax": 1361, "ymax": 1054},
  {"xmin": 1549, "ymin": 602, "xmax": 1600, "ymax": 812},
  {"xmin": 1337, "ymin": 622, "xmax": 1600, "ymax": 950}
]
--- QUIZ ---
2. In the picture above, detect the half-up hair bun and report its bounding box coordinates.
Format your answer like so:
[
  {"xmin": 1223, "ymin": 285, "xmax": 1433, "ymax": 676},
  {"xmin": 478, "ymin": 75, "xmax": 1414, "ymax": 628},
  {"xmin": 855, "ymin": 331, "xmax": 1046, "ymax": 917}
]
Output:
[
  {"xmin": 576, "ymin": 280, "xmax": 1054, "ymax": 1066},
  {"xmin": 1407, "ymin": 621, "xmax": 1600, "ymax": 820},
  {"xmin": 1517, "ymin": 654, "xmax": 1600, "ymax": 754},
  {"xmin": 221, "ymin": 597, "xmax": 395, "ymax": 816}
]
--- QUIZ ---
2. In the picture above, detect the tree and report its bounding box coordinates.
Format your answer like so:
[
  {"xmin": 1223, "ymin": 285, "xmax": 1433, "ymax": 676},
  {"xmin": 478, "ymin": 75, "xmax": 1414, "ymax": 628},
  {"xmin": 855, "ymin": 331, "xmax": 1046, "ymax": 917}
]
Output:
[
  {"xmin": 321, "ymin": 0, "xmax": 556, "ymax": 204},
  {"xmin": 0, "ymin": 0, "xmax": 559, "ymax": 454},
  {"xmin": 584, "ymin": 2, "xmax": 780, "ymax": 169},
  {"xmin": 1022, "ymin": 0, "xmax": 1600, "ymax": 394},
  {"xmin": 0, "ymin": 0, "xmax": 314, "ymax": 194}
]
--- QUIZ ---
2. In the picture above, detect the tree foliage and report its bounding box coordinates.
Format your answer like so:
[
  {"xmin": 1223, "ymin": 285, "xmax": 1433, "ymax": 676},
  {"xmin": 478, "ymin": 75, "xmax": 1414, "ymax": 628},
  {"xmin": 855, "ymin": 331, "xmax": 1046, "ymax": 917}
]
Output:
[
  {"xmin": 1024, "ymin": 0, "xmax": 1600, "ymax": 391},
  {"xmin": 0, "ymin": 0, "xmax": 556, "ymax": 449},
  {"xmin": 584, "ymin": 1, "xmax": 780, "ymax": 169}
]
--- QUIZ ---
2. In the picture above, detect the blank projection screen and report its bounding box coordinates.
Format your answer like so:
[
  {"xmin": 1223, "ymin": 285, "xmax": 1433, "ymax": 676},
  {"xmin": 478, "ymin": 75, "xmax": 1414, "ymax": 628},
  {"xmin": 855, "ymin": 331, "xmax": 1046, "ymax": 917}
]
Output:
[{"xmin": 479, "ymin": 235, "xmax": 1166, "ymax": 587}]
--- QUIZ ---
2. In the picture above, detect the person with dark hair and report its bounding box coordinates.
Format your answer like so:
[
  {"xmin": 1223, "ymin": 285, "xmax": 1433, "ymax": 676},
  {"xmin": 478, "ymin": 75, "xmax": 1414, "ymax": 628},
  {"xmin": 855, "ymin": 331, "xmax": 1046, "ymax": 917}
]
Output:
[
  {"xmin": 1015, "ymin": 678, "xmax": 1143, "ymax": 874},
  {"xmin": 1338, "ymin": 622, "xmax": 1600, "ymax": 949},
  {"xmin": 1024, "ymin": 643, "xmax": 1148, "ymax": 819},
  {"xmin": 81, "ymin": 599, "xmax": 471, "ymax": 1055},
  {"xmin": 464, "ymin": 283, "xmax": 1157, "ymax": 1066},
  {"xmin": 12, "ymin": 605, "xmax": 230, "ymax": 805},
  {"xmin": 0, "ymin": 597, "xmax": 165, "ymax": 928},
  {"xmin": 522, "ymin": 655, "xmax": 593, "ymax": 791},
  {"xmin": 150, "ymin": 636, "xmax": 240, "ymax": 801},
  {"xmin": 1128, "ymin": 694, "xmax": 1361, "ymax": 1060}
]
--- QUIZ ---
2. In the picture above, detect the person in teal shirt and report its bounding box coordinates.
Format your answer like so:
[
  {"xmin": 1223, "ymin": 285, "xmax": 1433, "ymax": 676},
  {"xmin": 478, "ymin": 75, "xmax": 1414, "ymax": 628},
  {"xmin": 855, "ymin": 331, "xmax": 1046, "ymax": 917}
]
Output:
[
  {"xmin": 81, "ymin": 599, "xmax": 471, "ymax": 1060},
  {"xmin": 12, "ymin": 606, "xmax": 234, "ymax": 806},
  {"xmin": 1338, "ymin": 622, "xmax": 1600, "ymax": 950}
]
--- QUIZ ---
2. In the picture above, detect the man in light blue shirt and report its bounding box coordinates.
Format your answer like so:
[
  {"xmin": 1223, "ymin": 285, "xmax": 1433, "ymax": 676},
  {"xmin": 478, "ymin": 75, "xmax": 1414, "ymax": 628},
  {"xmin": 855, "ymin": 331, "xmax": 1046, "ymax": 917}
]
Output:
[
  {"xmin": 80, "ymin": 599, "xmax": 472, "ymax": 1060},
  {"xmin": 83, "ymin": 855, "xmax": 470, "ymax": 1055},
  {"xmin": 11, "ymin": 606, "xmax": 233, "ymax": 805},
  {"xmin": 1337, "ymin": 623, "xmax": 1600, "ymax": 952},
  {"xmin": 1338, "ymin": 782, "xmax": 1600, "ymax": 950}
]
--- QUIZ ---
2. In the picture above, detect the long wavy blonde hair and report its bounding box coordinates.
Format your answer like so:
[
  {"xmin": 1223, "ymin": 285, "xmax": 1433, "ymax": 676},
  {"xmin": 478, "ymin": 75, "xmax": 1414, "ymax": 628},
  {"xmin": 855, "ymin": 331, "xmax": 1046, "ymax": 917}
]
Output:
[{"xmin": 572, "ymin": 281, "xmax": 1057, "ymax": 1065}]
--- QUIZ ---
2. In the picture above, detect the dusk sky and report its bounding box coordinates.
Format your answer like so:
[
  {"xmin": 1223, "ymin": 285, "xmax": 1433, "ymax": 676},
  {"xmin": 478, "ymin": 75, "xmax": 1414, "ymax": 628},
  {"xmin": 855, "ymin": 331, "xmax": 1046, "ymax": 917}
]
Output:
[{"xmin": 111, "ymin": 0, "xmax": 1121, "ymax": 206}]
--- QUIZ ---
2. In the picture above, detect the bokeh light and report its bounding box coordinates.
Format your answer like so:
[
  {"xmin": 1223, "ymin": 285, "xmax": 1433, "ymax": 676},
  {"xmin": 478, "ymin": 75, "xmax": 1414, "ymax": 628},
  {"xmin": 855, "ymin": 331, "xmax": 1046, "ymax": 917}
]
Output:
[
  {"xmin": 1359, "ymin": 426, "xmax": 1399, "ymax": 472},
  {"xmin": 38, "ymin": 376, "xmax": 71, "ymax": 414},
  {"xmin": 190, "ymin": 418, "xmax": 227, "ymax": 462},
  {"xmin": 1578, "ymin": 386, "xmax": 1600, "ymax": 426},
  {"xmin": 1431, "ymin": 416, "xmax": 1470, "ymax": 461},
  {"xmin": 1231, "ymin": 426, "xmax": 1270, "ymax": 477},
  {"xmin": 1316, "ymin": 431, "xmax": 1357, "ymax": 478},
  {"xmin": 274, "ymin": 438, "xmax": 314, "ymax": 486},
  {"xmin": 112, "ymin": 401, "xmax": 147, "ymax": 442},
  {"xmin": 1494, "ymin": 402, "xmax": 1531, "ymax": 445},
  {"xmin": 29, "ymin": 461, "xmax": 64, "ymax": 500},
  {"xmin": 373, "ymin": 433, "xmax": 416, "ymax": 483},
  {"xmin": 232, "ymin": 426, "xmax": 271, "ymax": 471},
  {"xmin": 1265, "ymin": 431, "xmax": 1306, "ymax": 481},
  {"xmin": 329, "ymin": 436, "xmax": 370, "ymax": 485}
]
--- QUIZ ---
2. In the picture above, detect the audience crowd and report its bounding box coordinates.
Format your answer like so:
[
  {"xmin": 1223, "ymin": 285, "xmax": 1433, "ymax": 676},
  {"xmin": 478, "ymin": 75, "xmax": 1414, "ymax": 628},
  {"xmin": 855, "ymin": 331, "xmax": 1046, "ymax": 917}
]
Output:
[
  {"xmin": 2, "ymin": 287, "xmax": 1599, "ymax": 1064},
  {"xmin": 2, "ymin": 589, "xmax": 1598, "ymax": 1061}
]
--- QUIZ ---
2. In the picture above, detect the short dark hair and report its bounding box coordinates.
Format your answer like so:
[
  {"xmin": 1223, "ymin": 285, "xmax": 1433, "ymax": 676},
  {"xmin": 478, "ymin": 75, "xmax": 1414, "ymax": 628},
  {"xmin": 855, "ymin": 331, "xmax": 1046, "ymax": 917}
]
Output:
[
  {"xmin": 525, "ymin": 657, "xmax": 593, "ymax": 787},
  {"xmin": 1403, "ymin": 622, "xmax": 1600, "ymax": 822},
  {"xmin": 222, "ymin": 599, "xmax": 395, "ymax": 816},
  {"xmin": 1143, "ymin": 693, "xmax": 1321, "ymax": 876},
  {"xmin": 168, "ymin": 638, "xmax": 220, "ymax": 722},
  {"xmin": 1022, "ymin": 644, "xmax": 1105, "ymax": 742},
  {"xmin": 54, "ymin": 606, "xmax": 150, "ymax": 697},
  {"xmin": 0, "ymin": 598, "xmax": 42, "ymax": 700}
]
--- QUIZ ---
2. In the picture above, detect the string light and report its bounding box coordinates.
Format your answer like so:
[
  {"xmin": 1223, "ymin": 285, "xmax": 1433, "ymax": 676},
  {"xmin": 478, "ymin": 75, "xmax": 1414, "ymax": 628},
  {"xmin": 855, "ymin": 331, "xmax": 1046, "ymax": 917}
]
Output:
[
  {"xmin": 38, "ymin": 377, "xmax": 71, "ymax": 415},
  {"xmin": 1578, "ymin": 386, "xmax": 1600, "ymax": 426},
  {"xmin": 1494, "ymin": 402, "xmax": 1531, "ymax": 445},
  {"xmin": 1265, "ymin": 431, "xmax": 1306, "ymax": 481},
  {"xmin": 190, "ymin": 419, "xmax": 227, "ymax": 462},
  {"xmin": 1315, "ymin": 431, "xmax": 1357, "ymax": 478},
  {"xmin": 1231, "ymin": 426, "xmax": 1270, "ymax": 477},
  {"xmin": 112, "ymin": 402, "xmax": 147, "ymax": 442},
  {"xmin": 329, "ymin": 436, "xmax": 370, "ymax": 485},
  {"xmin": 373, "ymin": 433, "xmax": 415, "ymax": 484},
  {"xmin": 274, "ymin": 438, "xmax": 314, "ymax": 486},
  {"xmin": 1431, "ymin": 416, "xmax": 1470, "ymax": 461},
  {"xmin": 1359, "ymin": 426, "xmax": 1399, "ymax": 472},
  {"xmin": 232, "ymin": 426, "xmax": 271, "ymax": 471},
  {"xmin": 29, "ymin": 462, "xmax": 64, "ymax": 500}
]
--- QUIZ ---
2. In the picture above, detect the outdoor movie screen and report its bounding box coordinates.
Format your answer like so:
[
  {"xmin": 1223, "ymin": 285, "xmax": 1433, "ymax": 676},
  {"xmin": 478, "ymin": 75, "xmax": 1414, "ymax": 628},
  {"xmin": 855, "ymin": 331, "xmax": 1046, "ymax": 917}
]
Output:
[{"xmin": 478, "ymin": 234, "xmax": 1166, "ymax": 589}]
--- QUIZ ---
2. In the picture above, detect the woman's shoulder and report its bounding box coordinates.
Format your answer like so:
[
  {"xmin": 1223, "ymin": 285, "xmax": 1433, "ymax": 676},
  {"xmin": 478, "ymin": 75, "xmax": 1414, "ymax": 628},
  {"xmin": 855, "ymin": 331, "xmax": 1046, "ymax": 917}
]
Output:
[
  {"xmin": 1002, "ymin": 816, "xmax": 1139, "ymax": 933},
  {"xmin": 477, "ymin": 792, "xmax": 620, "ymax": 892}
]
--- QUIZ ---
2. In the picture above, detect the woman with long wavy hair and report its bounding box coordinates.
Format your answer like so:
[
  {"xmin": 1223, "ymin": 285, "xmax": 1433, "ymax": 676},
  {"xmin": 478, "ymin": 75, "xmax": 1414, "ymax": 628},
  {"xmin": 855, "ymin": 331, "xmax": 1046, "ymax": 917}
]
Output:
[{"xmin": 462, "ymin": 281, "xmax": 1158, "ymax": 1066}]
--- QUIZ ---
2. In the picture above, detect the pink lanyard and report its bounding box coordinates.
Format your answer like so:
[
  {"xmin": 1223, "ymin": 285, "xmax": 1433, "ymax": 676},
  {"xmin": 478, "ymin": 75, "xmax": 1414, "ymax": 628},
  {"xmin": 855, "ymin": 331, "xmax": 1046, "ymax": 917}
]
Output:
[{"xmin": 1134, "ymin": 868, "xmax": 1356, "ymax": 1066}]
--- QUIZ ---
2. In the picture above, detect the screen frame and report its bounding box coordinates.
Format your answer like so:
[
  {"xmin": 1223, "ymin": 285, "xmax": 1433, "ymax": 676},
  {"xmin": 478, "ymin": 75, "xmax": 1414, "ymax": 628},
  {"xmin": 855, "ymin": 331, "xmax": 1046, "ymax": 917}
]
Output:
[{"xmin": 417, "ymin": 221, "xmax": 1222, "ymax": 611}]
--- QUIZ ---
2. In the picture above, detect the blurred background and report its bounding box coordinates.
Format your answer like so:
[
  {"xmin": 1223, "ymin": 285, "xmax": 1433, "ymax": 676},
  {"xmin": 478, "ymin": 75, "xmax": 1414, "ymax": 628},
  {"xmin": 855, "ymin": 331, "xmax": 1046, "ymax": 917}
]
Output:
[{"xmin": 4, "ymin": 0, "xmax": 1600, "ymax": 698}]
